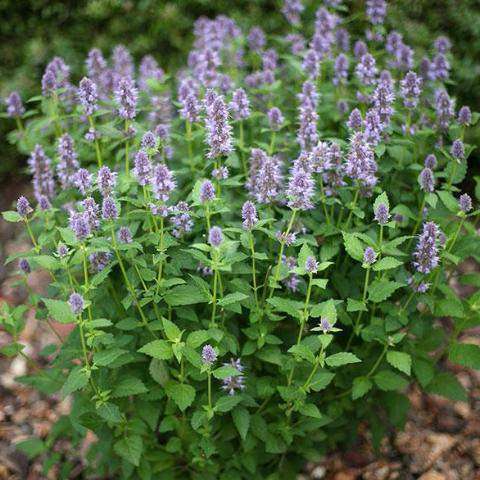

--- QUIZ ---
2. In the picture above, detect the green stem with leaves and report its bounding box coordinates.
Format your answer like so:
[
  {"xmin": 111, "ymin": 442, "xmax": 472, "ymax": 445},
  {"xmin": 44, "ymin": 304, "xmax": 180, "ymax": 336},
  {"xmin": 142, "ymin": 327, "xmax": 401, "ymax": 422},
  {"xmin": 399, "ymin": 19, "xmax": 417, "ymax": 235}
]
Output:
[
  {"xmin": 88, "ymin": 116, "xmax": 102, "ymax": 167},
  {"xmin": 249, "ymin": 232, "xmax": 259, "ymax": 308}
]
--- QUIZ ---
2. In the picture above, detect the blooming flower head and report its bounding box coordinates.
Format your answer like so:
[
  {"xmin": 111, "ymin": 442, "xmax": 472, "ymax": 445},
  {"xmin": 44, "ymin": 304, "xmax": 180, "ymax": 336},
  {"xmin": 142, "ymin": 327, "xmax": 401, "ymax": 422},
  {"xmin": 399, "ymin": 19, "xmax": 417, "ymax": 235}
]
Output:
[
  {"xmin": 19, "ymin": 258, "xmax": 31, "ymax": 274},
  {"xmin": 202, "ymin": 344, "xmax": 217, "ymax": 366},
  {"xmin": 152, "ymin": 164, "xmax": 176, "ymax": 202},
  {"xmin": 133, "ymin": 150, "xmax": 152, "ymax": 186},
  {"xmin": 355, "ymin": 53, "xmax": 377, "ymax": 86},
  {"xmin": 74, "ymin": 168, "xmax": 93, "ymax": 196},
  {"xmin": 282, "ymin": 0, "xmax": 304, "ymax": 25},
  {"xmin": 268, "ymin": 107, "xmax": 284, "ymax": 131},
  {"xmin": 241, "ymin": 201, "xmax": 258, "ymax": 230},
  {"xmin": 230, "ymin": 88, "xmax": 250, "ymax": 121},
  {"xmin": 118, "ymin": 226, "xmax": 133, "ymax": 243},
  {"xmin": 248, "ymin": 27, "xmax": 266, "ymax": 52},
  {"xmin": 374, "ymin": 203, "xmax": 390, "ymax": 225},
  {"xmin": 114, "ymin": 76, "xmax": 137, "ymax": 120},
  {"xmin": 400, "ymin": 71, "xmax": 422, "ymax": 109},
  {"xmin": 363, "ymin": 247, "xmax": 376, "ymax": 265},
  {"xmin": 419, "ymin": 167, "xmax": 435, "ymax": 193},
  {"xmin": 451, "ymin": 139, "xmax": 465, "ymax": 160},
  {"xmin": 333, "ymin": 54, "xmax": 349, "ymax": 86},
  {"xmin": 221, "ymin": 358, "xmax": 246, "ymax": 395},
  {"xmin": 141, "ymin": 131, "xmax": 158, "ymax": 150},
  {"xmin": 459, "ymin": 193, "xmax": 472, "ymax": 213},
  {"xmin": 347, "ymin": 108, "xmax": 363, "ymax": 131},
  {"xmin": 6, "ymin": 91, "xmax": 25, "ymax": 117},
  {"xmin": 199, "ymin": 180, "xmax": 216, "ymax": 203},
  {"xmin": 102, "ymin": 196, "xmax": 119, "ymax": 220},
  {"xmin": 17, "ymin": 196, "xmax": 32, "ymax": 217},
  {"xmin": 205, "ymin": 92, "xmax": 233, "ymax": 159},
  {"xmin": 366, "ymin": 0, "xmax": 387, "ymax": 25},
  {"xmin": 97, "ymin": 166, "xmax": 117, "ymax": 197},
  {"xmin": 78, "ymin": 77, "xmax": 98, "ymax": 116},
  {"xmin": 413, "ymin": 222, "xmax": 440, "ymax": 274},
  {"xmin": 69, "ymin": 292, "xmax": 85, "ymax": 315},
  {"xmin": 424, "ymin": 154, "xmax": 437, "ymax": 170},
  {"xmin": 286, "ymin": 165, "xmax": 315, "ymax": 210},
  {"xmin": 208, "ymin": 226, "xmax": 223, "ymax": 247},
  {"xmin": 458, "ymin": 106, "xmax": 471, "ymax": 126},
  {"xmin": 28, "ymin": 145, "xmax": 55, "ymax": 202},
  {"xmin": 57, "ymin": 134, "xmax": 79, "ymax": 189},
  {"xmin": 305, "ymin": 256, "xmax": 319, "ymax": 274}
]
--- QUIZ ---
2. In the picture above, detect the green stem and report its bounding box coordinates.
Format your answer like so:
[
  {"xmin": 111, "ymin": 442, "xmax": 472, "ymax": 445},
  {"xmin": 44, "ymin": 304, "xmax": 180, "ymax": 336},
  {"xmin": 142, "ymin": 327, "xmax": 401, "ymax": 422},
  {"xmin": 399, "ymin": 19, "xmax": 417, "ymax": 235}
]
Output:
[
  {"xmin": 302, "ymin": 340, "xmax": 325, "ymax": 391},
  {"xmin": 207, "ymin": 371, "xmax": 212, "ymax": 410},
  {"xmin": 249, "ymin": 232, "xmax": 259, "ymax": 308},
  {"xmin": 269, "ymin": 209, "xmax": 297, "ymax": 298},
  {"xmin": 124, "ymin": 120, "xmax": 130, "ymax": 175},
  {"xmin": 346, "ymin": 266, "xmax": 371, "ymax": 349},
  {"xmin": 239, "ymin": 121, "xmax": 247, "ymax": 177},
  {"xmin": 88, "ymin": 116, "xmax": 102, "ymax": 167},
  {"xmin": 24, "ymin": 218, "xmax": 39, "ymax": 252},
  {"xmin": 15, "ymin": 116, "xmax": 24, "ymax": 132},
  {"xmin": 345, "ymin": 188, "xmax": 360, "ymax": 230},
  {"xmin": 210, "ymin": 269, "xmax": 218, "ymax": 327},
  {"xmin": 319, "ymin": 177, "xmax": 330, "ymax": 224},
  {"xmin": 186, "ymin": 120, "xmax": 195, "ymax": 173},
  {"xmin": 155, "ymin": 217, "xmax": 165, "ymax": 296},
  {"xmin": 408, "ymin": 195, "xmax": 426, "ymax": 250},
  {"xmin": 269, "ymin": 131, "xmax": 276, "ymax": 155}
]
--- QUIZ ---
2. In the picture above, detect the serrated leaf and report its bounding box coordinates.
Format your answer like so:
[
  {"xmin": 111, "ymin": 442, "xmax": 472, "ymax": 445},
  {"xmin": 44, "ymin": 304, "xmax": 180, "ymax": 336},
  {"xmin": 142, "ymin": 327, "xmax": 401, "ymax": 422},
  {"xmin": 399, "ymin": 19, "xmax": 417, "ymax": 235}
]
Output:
[
  {"xmin": 186, "ymin": 330, "xmax": 210, "ymax": 348},
  {"xmin": 386, "ymin": 351, "xmax": 412, "ymax": 376},
  {"xmin": 2, "ymin": 211, "xmax": 23, "ymax": 222},
  {"xmin": 112, "ymin": 378, "xmax": 148, "ymax": 397},
  {"xmin": 309, "ymin": 372, "xmax": 335, "ymax": 392},
  {"xmin": 325, "ymin": 352, "xmax": 361, "ymax": 367},
  {"xmin": 93, "ymin": 348, "xmax": 127, "ymax": 366},
  {"xmin": 97, "ymin": 402, "xmax": 122, "ymax": 423},
  {"xmin": 63, "ymin": 366, "xmax": 88, "ymax": 396},
  {"xmin": 352, "ymin": 376, "xmax": 372, "ymax": 400},
  {"xmin": 164, "ymin": 283, "xmax": 209, "ymax": 306},
  {"xmin": 437, "ymin": 190, "xmax": 459, "ymax": 213},
  {"xmin": 347, "ymin": 298, "xmax": 367, "ymax": 312},
  {"xmin": 288, "ymin": 344, "xmax": 316, "ymax": 364},
  {"xmin": 299, "ymin": 403, "xmax": 322, "ymax": 419},
  {"xmin": 218, "ymin": 292, "xmax": 248, "ymax": 307},
  {"xmin": 215, "ymin": 395, "xmax": 242, "ymax": 412},
  {"xmin": 149, "ymin": 358, "xmax": 169, "ymax": 386},
  {"xmin": 267, "ymin": 297, "xmax": 303, "ymax": 318},
  {"xmin": 342, "ymin": 232, "xmax": 364, "ymax": 262},
  {"xmin": 368, "ymin": 280, "xmax": 403, "ymax": 303},
  {"xmin": 232, "ymin": 407, "xmax": 250, "ymax": 440},
  {"xmin": 213, "ymin": 365, "xmax": 241, "ymax": 379},
  {"xmin": 138, "ymin": 340, "xmax": 173, "ymax": 360},
  {"xmin": 162, "ymin": 318, "xmax": 182, "ymax": 341},
  {"xmin": 449, "ymin": 343, "xmax": 480, "ymax": 370},
  {"xmin": 373, "ymin": 191, "xmax": 389, "ymax": 213},
  {"xmin": 374, "ymin": 370, "xmax": 409, "ymax": 391},
  {"xmin": 427, "ymin": 372, "xmax": 467, "ymax": 401},
  {"xmin": 435, "ymin": 298, "xmax": 465, "ymax": 318},
  {"xmin": 43, "ymin": 298, "xmax": 75, "ymax": 324},
  {"xmin": 372, "ymin": 257, "xmax": 403, "ymax": 271},
  {"xmin": 114, "ymin": 435, "xmax": 143, "ymax": 466},
  {"xmin": 310, "ymin": 299, "xmax": 337, "ymax": 322},
  {"xmin": 165, "ymin": 382, "xmax": 195, "ymax": 411}
]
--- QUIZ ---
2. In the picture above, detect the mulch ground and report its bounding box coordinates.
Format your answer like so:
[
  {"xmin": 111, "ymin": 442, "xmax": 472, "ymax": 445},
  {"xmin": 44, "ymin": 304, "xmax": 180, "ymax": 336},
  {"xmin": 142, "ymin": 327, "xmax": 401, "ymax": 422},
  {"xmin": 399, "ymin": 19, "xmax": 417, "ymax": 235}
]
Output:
[{"xmin": 1, "ymin": 184, "xmax": 479, "ymax": 479}]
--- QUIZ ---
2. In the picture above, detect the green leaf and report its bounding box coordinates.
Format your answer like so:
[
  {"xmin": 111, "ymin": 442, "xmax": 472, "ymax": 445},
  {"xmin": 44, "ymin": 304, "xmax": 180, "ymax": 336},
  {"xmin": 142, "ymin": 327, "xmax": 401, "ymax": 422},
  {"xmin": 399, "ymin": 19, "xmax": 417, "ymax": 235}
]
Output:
[
  {"xmin": 352, "ymin": 376, "xmax": 372, "ymax": 400},
  {"xmin": 435, "ymin": 298, "xmax": 465, "ymax": 318},
  {"xmin": 213, "ymin": 365, "xmax": 241, "ymax": 380},
  {"xmin": 165, "ymin": 382, "xmax": 195, "ymax": 411},
  {"xmin": 437, "ymin": 190, "xmax": 459, "ymax": 213},
  {"xmin": 97, "ymin": 402, "xmax": 122, "ymax": 423},
  {"xmin": 163, "ymin": 318, "xmax": 182, "ymax": 341},
  {"xmin": 374, "ymin": 370, "xmax": 409, "ymax": 391},
  {"xmin": 347, "ymin": 298, "xmax": 367, "ymax": 312},
  {"xmin": 311, "ymin": 278, "xmax": 328, "ymax": 289},
  {"xmin": 449, "ymin": 343, "xmax": 480, "ymax": 370},
  {"xmin": 93, "ymin": 348, "xmax": 127, "ymax": 367},
  {"xmin": 372, "ymin": 257, "xmax": 403, "ymax": 271},
  {"xmin": 368, "ymin": 280, "xmax": 403, "ymax": 303},
  {"xmin": 288, "ymin": 344, "xmax": 315, "ymax": 364},
  {"xmin": 298, "ymin": 243, "xmax": 315, "ymax": 271},
  {"xmin": 138, "ymin": 340, "xmax": 173, "ymax": 360},
  {"xmin": 43, "ymin": 298, "xmax": 75, "ymax": 324},
  {"xmin": 164, "ymin": 283, "xmax": 209, "ymax": 306},
  {"xmin": 63, "ymin": 366, "xmax": 88, "ymax": 396},
  {"xmin": 386, "ymin": 351, "xmax": 412, "ymax": 376},
  {"xmin": 310, "ymin": 299, "xmax": 337, "ymax": 322},
  {"xmin": 232, "ymin": 407, "xmax": 250, "ymax": 440},
  {"xmin": 309, "ymin": 372, "xmax": 335, "ymax": 392},
  {"xmin": 149, "ymin": 359, "xmax": 170, "ymax": 386},
  {"xmin": 114, "ymin": 435, "xmax": 143, "ymax": 466},
  {"xmin": 218, "ymin": 292, "xmax": 248, "ymax": 307},
  {"xmin": 342, "ymin": 232, "xmax": 364, "ymax": 262},
  {"xmin": 325, "ymin": 352, "xmax": 361, "ymax": 367},
  {"xmin": 373, "ymin": 191, "xmax": 390, "ymax": 213},
  {"xmin": 215, "ymin": 395, "xmax": 242, "ymax": 412},
  {"xmin": 299, "ymin": 403, "xmax": 322, "ymax": 419},
  {"xmin": 2, "ymin": 210, "xmax": 23, "ymax": 222},
  {"xmin": 267, "ymin": 297, "xmax": 303, "ymax": 318},
  {"xmin": 186, "ymin": 330, "xmax": 210, "ymax": 348},
  {"xmin": 427, "ymin": 372, "xmax": 467, "ymax": 401},
  {"xmin": 112, "ymin": 378, "xmax": 148, "ymax": 397},
  {"xmin": 15, "ymin": 438, "xmax": 46, "ymax": 459}
]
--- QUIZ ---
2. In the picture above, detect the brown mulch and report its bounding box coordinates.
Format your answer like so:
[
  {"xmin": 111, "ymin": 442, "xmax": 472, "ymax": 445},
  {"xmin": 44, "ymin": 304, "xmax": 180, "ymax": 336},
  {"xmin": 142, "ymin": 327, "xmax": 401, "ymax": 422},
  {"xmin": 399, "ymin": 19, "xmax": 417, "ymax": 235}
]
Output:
[{"xmin": 1, "ymin": 185, "xmax": 479, "ymax": 479}]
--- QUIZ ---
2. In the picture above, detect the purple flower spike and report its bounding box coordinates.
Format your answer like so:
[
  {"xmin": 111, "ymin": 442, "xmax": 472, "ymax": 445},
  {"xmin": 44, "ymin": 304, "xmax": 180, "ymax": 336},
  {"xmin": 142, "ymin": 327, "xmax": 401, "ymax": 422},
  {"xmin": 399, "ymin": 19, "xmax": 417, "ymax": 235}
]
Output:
[
  {"xmin": 205, "ymin": 92, "xmax": 233, "ymax": 159},
  {"xmin": 69, "ymin": 212, "xmax": 91, "ymax": 240},
  {"xmin": 282, "ymin": 0, "xmax": 304, "ymax": 25},
  {"xmin": 345, "ymin": 132, "xmax": 378, "ymax": 190},
  {"xmin": 69, "ymin": 292, "xmax": 85, "ymax": 315},
  {"xmin": 434, "ymin": 36, "xmax": 451, "ymax": 54},
  {"xmin": 305, "ymin": 256, "xmax": 319, "ymax": 274},
  {"xmin": 133, "ymin": 150, "xmax": 152, "ymax": 186},
  {"xmin": 89, "ymin": 251, "xmax": 112, "ymax": 272},
  {"xmin": 355, "ymin": 53, "xmax": 377, "ymax": 86},
  {"xmin": 419, "ymin": 167, "xmax": 435, "ymax": 193},
  {"xmin": 19, "ymin": 259, "xmax": 31, "ymax": 274},
  {"xmin": 57, "ymin": 134, "xmax": 79, "ymax": 189},
  {"xmin": 208, "ymin": 226, "xmax": 223, "ymax": 247},
  {"xmin": 363, "ymin": 247, "xmax": 377, "ymax": 265},
  {"xmin": 451, "ymin": 139, "xmax": 465, "ymax": 160},
  {"xmin": 424, "ymin": 154, "xmax": 437, "ymax": 170},
  {"xmin": 17, "ymin": 196, "xmax": 32, "ymax": 217},
  {"xmin": 114, "ymin": 76, "xmax": 137, "ymax": 120},
  {"xmin": 372, "ymin": 81, "xmax": 395, "ymax": 126},
  {"xmin": 202, "ymin": 344, "xmax": 217, "ymax": 366},
  {"xmin": 97, "ymin": 166, "xmax": 117, "ymax": 197},
  {"xmin": 112, "ymin": 44, "xmax": 134, "ymax": 80},
  {"xmin": 221, "ymin": 358, "xmax": 246, "ymax": 395},
  {"xmin": 102, "ymin": 196, "xmax": 119, "ymax": 220},
  {"xmin": 374, "ymin": 203, "xmax": 390, "ymax": 225},
  {"xmin": 268, "ymin": 107, "xmax": 284, "ymax": 131},
  {"xmin": 347, "ymin": 108, "xmax": 363, "ymax": 131},
  {"xmin": 28, "ymin": 145, "xmax": 55, "ymax": 202},
  {"xmin": 6, "ymin": 92, "xmax": 25, "ymax": 117},
  {"xmin": 366, "ymin": 0, "xmax": 387, "ymax": 25},
  {"xmin": 287, "ymin": 165, "xmax": 315, "ymax": 211},
  {"xmin": 459, "ymin": 193, "xmax": 472, "ymax": 213},
  {"xmin": 152, "ymin": 164, "xmax": 176, "ymax": 202},
  {"xmin": 248, "ymin": 27, "xmax": 266, "ymax": 52},
  {"xmin": 413, "ymin": 222, "xmax": 440, "ymax": 274},
  {"xmin": 118, "ymin": 226, "xmax": 133, "ymax": 244},
  {"xmin": 458, "ymin": 106, "xmax": 471, "ymax": 126},
  {"xmin": 400, "ymin": 71, "xmax": 422, "ymax": 109},
  {"xmin": 241, "ymin": 201, "xmax": 258, "ymax": 230},
  {"xmin": 57, "ymin": 244, "xmax": 69, "ymax": 257},
  {"xmin": 81, "ymin": 197, "xmax": 100, "ymax": 231},
  {"xmin": 199, "ymin": 180, "xmax": 216, "ymax": 203},
  {"xmin": 141, "ymin": 131, "xmax": 158, "ymax": 150},
  {"xmin": 333, "ymin": 54, "xmax": 349, "ymax": 86},
  {"xmin": 435, "ymin": 89, "xmax": 454, "ymax": 131},
  {"xmin": 230, "ymin": 88, "xmax": 250, "ymax": 121},
  {"xmin": 78, "ymin": 77, "xmax": 98, "ymax": 116}
]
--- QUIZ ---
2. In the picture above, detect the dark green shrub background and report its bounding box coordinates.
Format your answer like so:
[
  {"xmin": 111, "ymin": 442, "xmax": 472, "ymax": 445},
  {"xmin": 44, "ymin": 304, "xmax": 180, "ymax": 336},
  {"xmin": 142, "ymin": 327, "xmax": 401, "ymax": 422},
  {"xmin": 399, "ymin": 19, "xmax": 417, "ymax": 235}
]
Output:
[{"xmin": 1, "ymin": 0, "xmax": 479, "ymax": 178}]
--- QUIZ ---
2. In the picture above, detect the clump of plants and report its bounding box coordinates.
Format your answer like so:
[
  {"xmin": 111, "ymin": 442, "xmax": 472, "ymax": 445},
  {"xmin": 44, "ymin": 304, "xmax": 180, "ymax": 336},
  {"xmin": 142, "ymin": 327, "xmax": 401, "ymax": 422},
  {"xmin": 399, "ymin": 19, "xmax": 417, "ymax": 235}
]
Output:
[{"xmin": 2, "ymin": 1, "xmax": 480, "ymax": 478}]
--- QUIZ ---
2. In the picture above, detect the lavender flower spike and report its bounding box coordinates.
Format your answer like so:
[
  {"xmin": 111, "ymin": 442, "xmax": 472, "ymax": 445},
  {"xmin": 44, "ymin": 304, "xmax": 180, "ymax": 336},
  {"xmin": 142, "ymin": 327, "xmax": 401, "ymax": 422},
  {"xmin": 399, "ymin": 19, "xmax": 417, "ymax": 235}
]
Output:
[
  {"xmin": 413, "ymin": 222, "xmax": 440, "ymax": 274},
  {"xmin": 114, "ymin": 76, "xmax": 138, "ymax": 120},
  {"xmin": 305, "ymin": 256, "xmax": 319, "ymax": 274},
  {"xmin": 374, "ymin": 203, "xmax": 390, "ymax": 225},
  {"xmin": 199, "ymin": 180, "xmax": 216, "ymax": 203},
  {"xmin": 363, "ymin": 247, "xmax": 377, "ymax": 265},
  {"xmin": 355, "ymin": 53, "xmax": 377, "ymax": 86},
  {"xmin": 19, "ymin": 259, "xmax": 31, "ymax": 274},
  {"xmin": 6, "ymin": 92, "xmax": 25, "ymax": 118},
  {"xmin": 97, "ymin": 166, "xmax": 117, "ymax": 197},
  {"xmin": 268, "ymin": 107, "xmax": 284, "ymax": 131},
  {"xmin": 205, "ymin": 92, "xmax": 233, "ymax": 159},
  {"xmin": 286, "ymin": 165, "xmax": 315, "ymax": 211},
  {"xmin": 459, "ymin": 193, "xmax": 472, "ymax": 213},
  {"xmin": 78, "ymin": 77, "xmax": 98, "ymax": 116},
  {"xmin": 400, "ymin": 71, "xmax": 422, "ymax": 109},
  {"xmin": 419, "ymin": 167, "xmax": 435, "ymax": 193},
  {"xmin": 28, "ymin": 145, "xmax": 55, "ymax": 202},
  {"xmin": 366, "ymin": 0, "xmax": 387, "ymax": 25},
  {"xmin": 221, "ymin": 358, "xmax": 246, "ymax": 395},
  {"xmin": 118, "ymin": 226, "xmax": 133, "ymax": 244},
  {"xmin": 208, "ymin": 226, "xmax": 223, "ymax": 247},
  {"xmin": 230, "ymin": 88, "xmax": 250, "ymax": 121},
  {"xmin": 102, "ymin": 196, "xmax": 119, "ymax": 220},
  {"xmin": 69, "ymin": 292, "xmax": 85, "ymax": 315},
  {"xmin": 57, "ymin": 134, "xmax": 79, "ymax": 189},
  {"xmin": 152, "ymin": 164, "xmax": 176, "ymax": 202},
  {"xmin": 133, "ymin": 150, "xmax": 152, "ymax": 186},
  {"xmin": 17, "ymin": 196, "xmax": 32, "ymax": 217},
  {"xmin": 202, "ymin": 344, "xmax": 217, "ymax": 366},
  {"xmin": 241, "ymin": 201, "xmax": 258, "ymax": 230}
]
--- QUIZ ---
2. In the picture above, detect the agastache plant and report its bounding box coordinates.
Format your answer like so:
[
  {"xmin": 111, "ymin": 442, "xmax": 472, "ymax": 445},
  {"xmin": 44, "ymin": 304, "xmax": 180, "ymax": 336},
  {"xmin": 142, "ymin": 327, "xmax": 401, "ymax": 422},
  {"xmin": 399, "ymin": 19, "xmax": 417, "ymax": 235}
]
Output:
[{"xmin": 2, "ymin": 6, "xmax": 479, "ymax": 480}]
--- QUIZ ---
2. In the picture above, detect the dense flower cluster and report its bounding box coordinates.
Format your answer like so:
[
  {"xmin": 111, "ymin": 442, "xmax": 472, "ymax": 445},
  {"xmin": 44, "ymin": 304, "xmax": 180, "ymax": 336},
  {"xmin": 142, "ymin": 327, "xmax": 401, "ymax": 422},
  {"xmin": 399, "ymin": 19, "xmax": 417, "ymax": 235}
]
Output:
[{"xmin": 3, "ymin": 4, "xmax": 478, "ymax": 479}]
